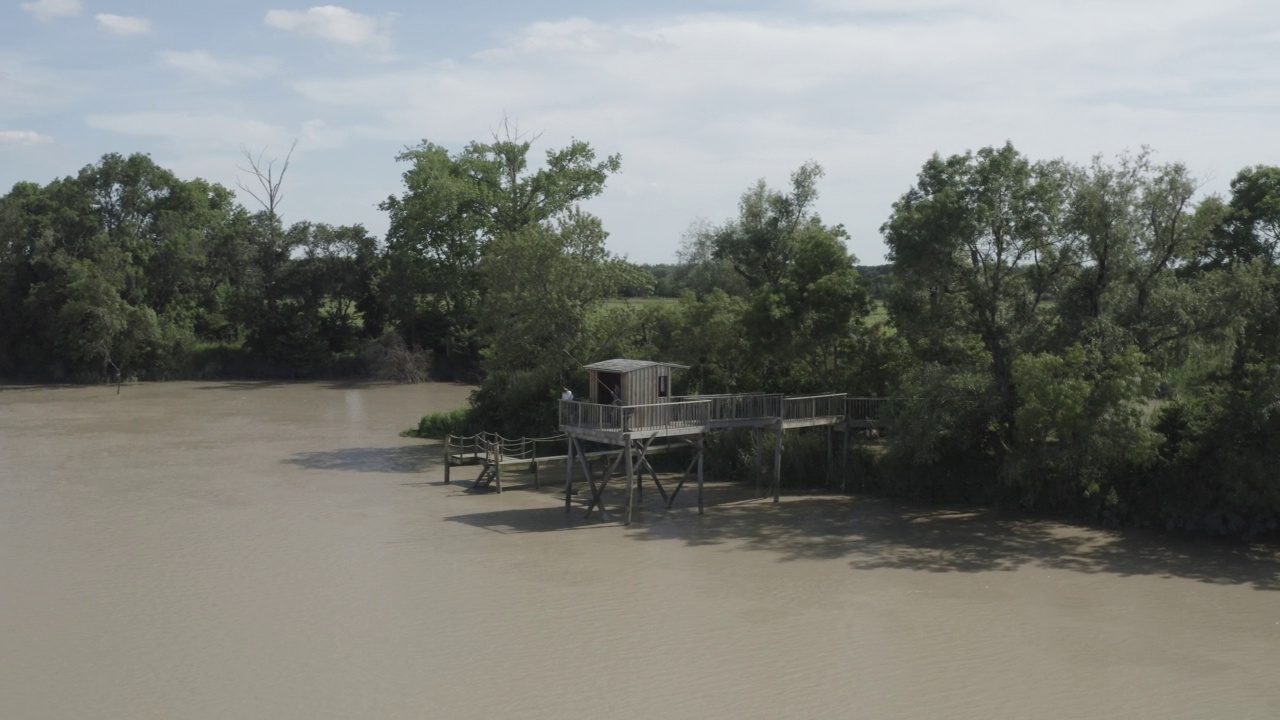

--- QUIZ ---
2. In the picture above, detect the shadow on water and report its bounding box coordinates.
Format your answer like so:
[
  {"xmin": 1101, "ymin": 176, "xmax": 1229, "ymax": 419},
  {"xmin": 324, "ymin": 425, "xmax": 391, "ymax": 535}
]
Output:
[
  {"xmin": 284, "ymin": 444, "xmax": 442, "ymax": 474},
  {"xmin": 194, "ymin": 379, "xmax": 474, "ymax": 392},
  {"xmin": 442, "ymin": 478, "xmax": 1280, "ymax": 591},
  {"xmin": 0, "ymin": 383, "xmax": 94, "ymax": 392},
  {"xmin": 445, "ymin": 505, "xmax": 620, "ymax": 535}
]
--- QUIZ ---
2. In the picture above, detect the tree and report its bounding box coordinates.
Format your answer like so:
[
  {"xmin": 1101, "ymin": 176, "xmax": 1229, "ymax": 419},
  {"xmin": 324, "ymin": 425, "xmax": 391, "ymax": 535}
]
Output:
[
  {"xmin": 883, "ymin": 143, "xmax": 1072, "ymax": 471},
  {"xmin": 674, "ymin": 219, "xmax": 749, "ymax": 298},
  {"xmin": 1206, "ymin": 165, "xmax": 1280, "ymax": 268},
  {"xmin": 0, "ymin": 153, "xmax": 244, "ymax": 378},
  {"xmin": 236, "ymin": 141, "xmax": 296, "ymax": 222},
  {"xmin": 697, "ymin": 162, "xmax": 870, "ymax": 391},
  {"xmin": 707, "ymin": 161, "xmax": 825, "ymax": 291},
  {"xmin": 478, "ymin": 209, "xmax": 637, "ymax": 374},
  {"xmin": 380, "ymin": 125, "xmax": 621, "ymax": 368},
  {"xmin": 469, "ymin": 210, "xmax": 639, "ymax": 434}
]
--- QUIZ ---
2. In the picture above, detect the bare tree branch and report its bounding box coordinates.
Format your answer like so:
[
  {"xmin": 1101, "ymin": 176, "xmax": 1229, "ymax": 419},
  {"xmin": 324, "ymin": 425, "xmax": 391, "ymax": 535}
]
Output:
[{"xmin": 236, "ymin": 139, "xmax": 297, "ymax": 220}]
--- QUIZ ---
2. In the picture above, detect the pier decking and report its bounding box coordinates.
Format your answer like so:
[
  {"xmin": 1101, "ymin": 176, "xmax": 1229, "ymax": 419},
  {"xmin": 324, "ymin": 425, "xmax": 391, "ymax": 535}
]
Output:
[{"xmin": 558, "ymin": 393, "xmax": 884, "ymax": 441}]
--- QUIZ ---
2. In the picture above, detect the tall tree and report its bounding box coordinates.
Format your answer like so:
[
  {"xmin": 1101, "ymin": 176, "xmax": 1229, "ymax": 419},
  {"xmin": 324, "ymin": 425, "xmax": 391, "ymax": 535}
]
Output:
[
  {"xmin": 0, "ymin": 154, "xmax": 244, "ymax": 378},
  {"xmin": 380, "ymin": 126, "xmax": 621, "ymax": 368},
  {"xmin": 883, "ymin": 143, "xmax": 1072, "ymax": 466},
  {"xmin": 469, "ymin": 209, "xmax": 638, "ymax": 434},
  {"xmin": 698, "ymin": 162, "xmax": 869, "ymax": 390},
  {"xmin": 706, "ymin": 161, "xmax": 825, "ymax": 291}
]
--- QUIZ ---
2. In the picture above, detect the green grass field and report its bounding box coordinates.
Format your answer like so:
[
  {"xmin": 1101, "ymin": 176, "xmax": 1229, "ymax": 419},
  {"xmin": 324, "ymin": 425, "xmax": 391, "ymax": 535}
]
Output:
[
  {"xmin": 602, "ymin": 296, "xmax": 681, "ymax": 309},
  {"xmin": 604, "ymin": 296, "xmax": 893, "ymax": 330},
  {"xmin": 864, "ymin": 300, "xmax": 890, "ymax": 327}
]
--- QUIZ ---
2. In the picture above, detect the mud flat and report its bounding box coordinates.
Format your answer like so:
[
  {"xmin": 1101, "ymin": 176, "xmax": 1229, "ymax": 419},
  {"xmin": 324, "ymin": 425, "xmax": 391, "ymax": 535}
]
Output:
[{"xmin": 1, "ymin": 381, "xmax": 1277, "ymax": 719}]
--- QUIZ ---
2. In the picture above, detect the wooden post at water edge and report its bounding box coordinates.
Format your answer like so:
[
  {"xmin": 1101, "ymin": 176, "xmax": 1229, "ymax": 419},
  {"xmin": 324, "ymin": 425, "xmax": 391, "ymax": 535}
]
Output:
[
  {"xmin": 444, "ymin": 434, "xmax": 451, "ymax": 484},
  {"xmin": 697, "ymin": 434, "xmax": 705, "ymax": 514},
  {"xmin": 624, "ymin": 433, "xmax": 635, "ymax": 525},
  {"xmin": 772, "ymin": 422, "xmax": 783, "ymax": 503},
  {"xmin": 564, "ymin": 436, "xmax": 574, "ymax": 510},
  {"xmin": 841, "ymin": 428, "xmax": 849, "ymax": 493}
]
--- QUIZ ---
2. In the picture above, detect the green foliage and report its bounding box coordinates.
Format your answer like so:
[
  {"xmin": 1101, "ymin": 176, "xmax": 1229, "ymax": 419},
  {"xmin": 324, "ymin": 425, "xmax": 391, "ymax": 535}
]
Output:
[
  {"xmin": 875, "ymin": 147, "xmax": 1280, "ymax": 534},
  {"xmin": 411, "ymin": 407, "xmax": 479, "ymax": 439},
  {"xmin": 1151, "ymin": 365, "xmax": 1280, "ymax": 537},
  {"xmin": 884, "ymin": 143, "xmax": 1073, "ymax": 462},
  {"xmin": 380, "ymin": 126, "xmax": 621, "ymax": 371},
  {"xmin": 679, "ymin": 163, "xmax": 875, "ymax": 393},
  {"xmin": 0, "ymin": 153, "xmax": 386, "ymax": 380},
  {"xmin": 478, "ymin": 210, "xmax": 640, "ymax": 373}
]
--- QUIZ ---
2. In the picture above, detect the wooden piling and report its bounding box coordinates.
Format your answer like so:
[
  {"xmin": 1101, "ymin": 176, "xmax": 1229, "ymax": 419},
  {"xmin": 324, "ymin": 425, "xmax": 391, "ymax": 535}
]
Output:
[
  {"xmin": 697, "ymin": 434, "xmax": 705, "ymax": 515},
  {"xmin": 754, "ymin": 427, "xmax": 763, "ymax": 496},
  {"xmin": 772, "ymin": 423, "xmax": 783, "ymax": 503},
  {"xmin": 841, "ymin": 427, "xmax": 849, "ymax": 494},
  {"xmin": 826, "ymin": 426, "xmax": 834, "ymax": 490},
  {"xmin": 624, "ymin": 435, "xmax": 635, "ymax": 525},
  {"xmin": 564, "ymin": 436, "xmax": 574, "ymax": 510},
  {"xmin": 494, "ymin": 440, "xmax": 503, "ymax": 493}
]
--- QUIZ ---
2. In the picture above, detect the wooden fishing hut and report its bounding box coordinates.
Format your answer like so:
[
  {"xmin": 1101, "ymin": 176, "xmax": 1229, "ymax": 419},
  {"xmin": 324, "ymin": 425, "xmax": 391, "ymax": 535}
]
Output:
[{"xmin": 581, "ymin": 358, "xmax": 683, "ymax": 406}]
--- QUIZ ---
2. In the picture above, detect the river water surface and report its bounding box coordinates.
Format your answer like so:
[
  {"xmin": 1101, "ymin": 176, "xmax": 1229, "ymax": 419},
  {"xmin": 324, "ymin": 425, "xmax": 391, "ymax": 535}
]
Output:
[{"xmin": 1, "ymin": 381, "xmax": 1277, "ymax": 719}]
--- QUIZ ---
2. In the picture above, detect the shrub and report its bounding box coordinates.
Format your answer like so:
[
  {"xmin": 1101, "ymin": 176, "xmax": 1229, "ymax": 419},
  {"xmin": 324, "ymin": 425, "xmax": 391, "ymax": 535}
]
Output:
[
  {"xmin": 412, "ymin": 408, "xmax": 478, "ymax": 439},
  {"xmin": 365, "ymin": 332, "xmax": 432, "ymax": 383}
]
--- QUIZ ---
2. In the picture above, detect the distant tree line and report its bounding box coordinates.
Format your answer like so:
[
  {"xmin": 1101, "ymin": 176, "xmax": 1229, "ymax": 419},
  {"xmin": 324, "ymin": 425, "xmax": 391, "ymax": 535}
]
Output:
[{"xmin": 2, "ymin": 133, "xmax": 1277, "ymax": 536}]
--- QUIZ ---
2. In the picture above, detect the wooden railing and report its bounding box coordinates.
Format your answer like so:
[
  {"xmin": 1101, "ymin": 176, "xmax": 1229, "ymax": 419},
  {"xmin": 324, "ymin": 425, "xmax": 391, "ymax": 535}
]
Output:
[
  {"xmin": 444, "ymin": 431, "xmax": 568, "ymax": 466},
  {"xmin": 674, "ymin": 393, "xmax": 783, "ymax": 423},
  {"xmin": 844, "ymin": 397, "xmax": 887, "ymax": 426},
  {"xmin": 559, "ymin": 399, "xmax": 711, "ymax": 433},
  {"xmin": 783, "ymin": 393, "xmax": 846, "ymax": 421},
  {"xmin": 559, "ymin": 401, "xmax": 624, "ymax": 432},
  {"xmin": 558, "ymin": 393, "xmax": 884, "ymax": 434}
]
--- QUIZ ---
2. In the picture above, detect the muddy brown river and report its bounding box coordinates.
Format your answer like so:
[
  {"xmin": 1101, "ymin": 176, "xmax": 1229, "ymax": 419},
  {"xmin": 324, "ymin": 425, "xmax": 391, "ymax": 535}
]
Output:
[{"xmin": 1, "ymin": 381, "xmax": 1277, "ymax": 719}]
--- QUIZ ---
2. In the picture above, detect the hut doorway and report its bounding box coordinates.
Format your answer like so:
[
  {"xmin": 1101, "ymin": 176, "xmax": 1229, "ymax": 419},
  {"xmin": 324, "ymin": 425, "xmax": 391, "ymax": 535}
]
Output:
[{"xmin": 596, "ymin": 371, "xmax": 622, "ymax": 404}]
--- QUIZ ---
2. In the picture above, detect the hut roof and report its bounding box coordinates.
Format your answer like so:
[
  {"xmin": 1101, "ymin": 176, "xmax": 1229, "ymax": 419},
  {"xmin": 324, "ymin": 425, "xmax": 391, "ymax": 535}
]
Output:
[{"xmin": 582, "ymin": 358, "xmax": 689, "ymax": 373}]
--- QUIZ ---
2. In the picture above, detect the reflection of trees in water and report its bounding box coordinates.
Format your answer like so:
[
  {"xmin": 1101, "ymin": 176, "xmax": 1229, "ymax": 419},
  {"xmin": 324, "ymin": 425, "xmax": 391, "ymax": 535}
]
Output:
[
  {"xmin": 285, "ymin": 445, "xmax": 440, "ymax": 474},
  {"xmin": 443, "ymin": 488, "xmax": 1280, "ymax": 591}
]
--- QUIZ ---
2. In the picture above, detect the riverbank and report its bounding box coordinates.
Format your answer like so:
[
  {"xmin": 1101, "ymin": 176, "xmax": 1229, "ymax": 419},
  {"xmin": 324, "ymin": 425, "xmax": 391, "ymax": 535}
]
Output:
[{"xmin": 1, "ymin": 381, "xmax": 1276, "ymax": 719}]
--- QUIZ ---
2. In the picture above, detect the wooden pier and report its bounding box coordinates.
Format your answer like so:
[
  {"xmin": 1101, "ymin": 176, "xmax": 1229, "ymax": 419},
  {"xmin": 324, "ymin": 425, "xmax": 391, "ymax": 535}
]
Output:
[
  {"xmin": 556, "ymin": 359, "xmax": 887, "ymax": 524},
  {"xmin": 438, "ymin": 359, "xmax": 888, "ymax": 524},
  {"xmin": 443, "ymin": 430, "xmax": 683, "ymax": 494}
]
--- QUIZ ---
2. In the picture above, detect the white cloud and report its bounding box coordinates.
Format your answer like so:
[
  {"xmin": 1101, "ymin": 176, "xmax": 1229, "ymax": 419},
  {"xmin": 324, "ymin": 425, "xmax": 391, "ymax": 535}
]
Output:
[
  {"xmin": 0, "ymin": 56, "xmax": 83, "ymax": 118},
  {"xmin": 96, "ymin": 14, "xmax": 154, "ymax": 36},
  {"xmin": 20, "ymin": 0, "xmax": 81, "ymax": 21},
  {"xmin": 84, "ymin": 110, "xmax": 349, "ymax": 152},
  {"xmin": 282, "ymin": 2, "xmax": 1279, "ymax": 262},
  {"xmin": 0, "ymin": 129, "xmax": 53, "ymax": 146},
  {"xmin": 85, "ymin": 111, "xmax": 286, "ymax": 147},
  {"xmin": 159, "ymin": 50, "xmax": 276, "ymax": 85},
  {"xmin": 264, "ymin": 6, "xmax": 393, "ymax": 52}
]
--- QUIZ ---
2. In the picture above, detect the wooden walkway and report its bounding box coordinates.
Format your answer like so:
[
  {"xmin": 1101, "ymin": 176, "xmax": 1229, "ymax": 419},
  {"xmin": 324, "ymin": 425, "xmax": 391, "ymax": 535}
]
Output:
[
  {"xmin": 558, "ymin": 394, "xmax": 886, "ymax": 442},
  {"xmin": 443, "ymin": 431, "xmax": 679, "ymax": 493},
  {"xmin": 557, "ymin": 393, "xmax": 888, "ymax": 522}
]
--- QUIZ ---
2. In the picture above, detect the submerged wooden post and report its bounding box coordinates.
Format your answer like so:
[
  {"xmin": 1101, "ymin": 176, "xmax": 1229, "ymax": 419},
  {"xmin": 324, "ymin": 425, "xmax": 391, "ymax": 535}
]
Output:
[
  {"xmin": 841, "ymin": 427, "xmax": 850, "ymax": 494},
  {"xmin": 494, "ymin": 438, "xmax": 503, "ymax": 493},
  {"xmin": 754, "ymin": 427, "xmax": 763, "ymax": 496},
  {"xmin": 624, "ymin": 435, "xmax": 635, "ymax": 525},
  {"xmin": 826, "ymin": 425, "xmax": 834, "ymax": 490},
  {"xmin": 697, "ymin": 433, "xmax": 705, "ymax": 515},
  {"xmin": 635, "ymin": 441, "xmax": 642, "ymax": 502},
  {"xmin": 564, "ymin": 436, "xmax": 574, "ymax": 510},
  {"xmin": 772, "ymin": 423, "xmax": 783, "ymax": 503}
]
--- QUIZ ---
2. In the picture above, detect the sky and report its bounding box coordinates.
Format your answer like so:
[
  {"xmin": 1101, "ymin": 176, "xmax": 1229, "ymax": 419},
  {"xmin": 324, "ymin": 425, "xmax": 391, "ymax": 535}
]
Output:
[{"xmin": 2, "ymin": 1, "xmax": 1279, "ymax": 265}]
